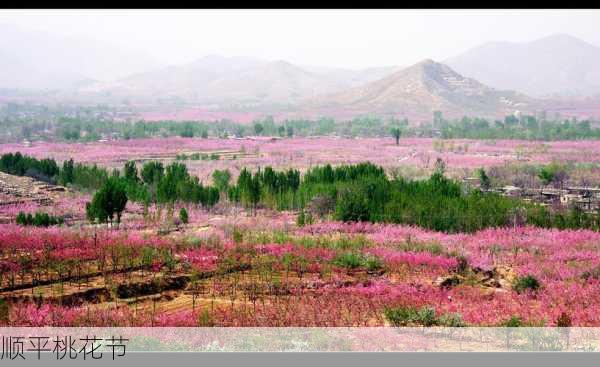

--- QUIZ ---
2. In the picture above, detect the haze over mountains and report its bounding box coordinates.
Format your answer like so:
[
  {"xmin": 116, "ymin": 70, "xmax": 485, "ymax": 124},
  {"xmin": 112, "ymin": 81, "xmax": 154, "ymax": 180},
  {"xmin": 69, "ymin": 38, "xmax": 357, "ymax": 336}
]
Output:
[
  {"xmin": 0, "ymin": 23, "xmax": 161, "ymax": 90},
  {"xmin": 2, "ymin": 22, "xmax": 600, "ymax": 119},
  {"xmin": 446, "ymin": 34, "xmax": 600, "ymax": 98},
  {"xmin": 77, "ymin": 55, "xmax": 401, "ymax": 107}
]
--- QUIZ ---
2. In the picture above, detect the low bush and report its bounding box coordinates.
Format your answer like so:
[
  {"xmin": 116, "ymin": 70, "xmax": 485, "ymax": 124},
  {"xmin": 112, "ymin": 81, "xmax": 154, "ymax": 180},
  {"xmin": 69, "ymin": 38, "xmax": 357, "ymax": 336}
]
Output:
[{"xmin": 513, "ymin": 275, "xmax": 541, "ymax": 294}]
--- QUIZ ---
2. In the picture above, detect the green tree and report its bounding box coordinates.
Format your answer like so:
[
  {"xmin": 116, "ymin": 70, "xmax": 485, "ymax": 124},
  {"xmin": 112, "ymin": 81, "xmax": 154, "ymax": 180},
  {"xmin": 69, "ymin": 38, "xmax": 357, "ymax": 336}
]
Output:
[
  {"xmin": 16, "ymin": 212, "xmax": 27, "ymax": 226},
  {"xmin": 86, "ymin": 177, "xmax": 128, "ymax": 228},
  {"xmin": 391, "ymin": 127, "xmax": 402, "ymax": 145},
  {"xmin": 179, "ymin": 207, "xmax": 189, "ymax": 224},
  {"xmin": 123, "ymin": 161, "xmax": 139, "ymax": 183},
  {"xmin": 538, "ymin": 166, "xmax": 555, "ymax": 186},
  {"xmin": 477, "ymin": 168, "xmax": 491, "ymax": 190},
  {"xmin": 60, "ymin": 158, "xmax": 75, "ymax": 185},
  {"xmin": 212, "ymin": 169, "xmax": 231, "ymax": 193},
  {"xmin": 180, "ymin": 123, "xmax": 194, "ymax": 138},
  {"xmin": 141, "ymin": 161, "xmax": 164, "ymax": 186},
  {"xmin": 253, "ymin": 122, "xmax": 264, "ymax": 136},
  {"xmin": 278, "ymin": 125, "xmax": 286, "ymax": 137}
]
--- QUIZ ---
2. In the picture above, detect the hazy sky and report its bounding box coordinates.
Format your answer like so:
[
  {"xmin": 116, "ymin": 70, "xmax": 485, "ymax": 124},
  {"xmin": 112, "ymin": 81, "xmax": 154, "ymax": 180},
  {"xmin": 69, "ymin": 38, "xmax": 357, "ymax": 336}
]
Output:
[{"xmin": 1, "ymin": 9, "xmax": 600, "ymax": 69}]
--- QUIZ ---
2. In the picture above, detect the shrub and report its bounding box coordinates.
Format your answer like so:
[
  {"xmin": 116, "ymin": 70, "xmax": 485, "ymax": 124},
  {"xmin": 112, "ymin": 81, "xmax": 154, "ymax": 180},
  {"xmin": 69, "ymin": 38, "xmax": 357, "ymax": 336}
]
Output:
[
  {"xmin": 179, "ymin": 208, "xmax": 189, "ymax": 224},
  {"xmin": 332, "ymin": 252, "xmax": 363, "ymax": 270},
  {"xmin": 437, "ymin": 312, "xmax": 467, "ymax": 327},
  {"xmin": 501, "ymin": 315, "xmax": 523, "ymax": 327},
  {"xmin": 16, "ymin": 211, "xmax": 63, "ymax": 227},
  {"xmin": 384, "ymin": 306, "xmax": 437, "ymax": 326},
  {"xmin": 416, "ymin": 306, "xmax": 438, "ymax": 326},
  {"xmin": 384, "ymin": 306, "xmax": 464, "ymax": 327},
  {"xmin": 335, "ymin": 187, "xmax": 371, "ymax": 222},
  {"xmin": 296, "ymin": 211, "xmax": 306, "ymax": 227},
  {"xmin": 364, "ymin": 256, "xmax": 383, "ymax": 272},
  {"xmin": 384, "ymin": 306, "xmax": 418, "ymax": 326},
  {"xmin": 513, "ymin": 275, "xmax": 541, "ymax": 294},
  {"xmin": 16, "ymin": 212, "xmax": 27, "ymax": 226}
]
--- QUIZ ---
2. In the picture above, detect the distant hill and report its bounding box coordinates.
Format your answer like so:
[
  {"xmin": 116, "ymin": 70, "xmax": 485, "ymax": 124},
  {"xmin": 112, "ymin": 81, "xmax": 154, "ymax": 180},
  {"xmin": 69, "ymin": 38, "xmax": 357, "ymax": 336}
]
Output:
[
  {"xmin": 0, "ymin": 23, "xmax": 160, "ymax": 90},
  {"xmin": 446, "ymin": 34, "xmax": 600, "ymax": 98},
  {"xmin": 80, "ymin": 55, "xmax": 400, "ymax": 106},
  {"xmin": 303, "ymin": 59, "xmax": 533, "ymax": 120}
]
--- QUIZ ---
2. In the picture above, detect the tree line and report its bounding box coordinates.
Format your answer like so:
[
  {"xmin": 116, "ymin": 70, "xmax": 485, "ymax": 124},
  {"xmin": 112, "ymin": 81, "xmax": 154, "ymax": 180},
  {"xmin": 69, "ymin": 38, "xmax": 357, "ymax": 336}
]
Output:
[
  {"xmin": 2, "ymin": 152, "xmax": 599, "ymax": 232},
  {"xmin": 226, "ymin": 162, "xmax": 600, "ymax": 233},
  {"xmin": 3, "ymin": 108, "xmax": 600, "ymax": 144}
]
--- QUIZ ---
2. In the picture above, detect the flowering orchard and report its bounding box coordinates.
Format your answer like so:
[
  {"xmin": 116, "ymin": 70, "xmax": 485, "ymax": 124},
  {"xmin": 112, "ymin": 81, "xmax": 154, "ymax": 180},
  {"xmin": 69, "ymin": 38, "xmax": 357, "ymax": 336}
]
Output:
[
  {"xmin": 1, "ymin": 219, "xmax": 600, "ymax": 327},
  {"xmin": 2, "ymin": 138, "xmax": 600, "ymax": 183}
]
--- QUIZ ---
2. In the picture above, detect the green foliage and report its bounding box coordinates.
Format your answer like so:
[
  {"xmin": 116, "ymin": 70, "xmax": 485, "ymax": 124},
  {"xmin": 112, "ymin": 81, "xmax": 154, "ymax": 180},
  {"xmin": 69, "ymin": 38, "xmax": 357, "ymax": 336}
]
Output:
[
  {"xmin": 538, "ymin": 162, "xmax": 568, "ymax": 187},
  {"xmin": 4, "ymin": 153, "xmax": 598, "ymax": 233},
  {"xmin": 391, "ymin": 127, "xmax": 401, "ymax": 145},
  {"xmin": 4, "ymin": 112, "xmax": 600, "ymax": 143},
  {"xmin": 16, "ymin": 211, "xmax": 63, "ymax": 227},
  {"xmin": 253, "ymin": 122, "xmax": 264, "ymax": 136},
  {"xmin": 384, "ymin": 305, "xmax": 466, "ymax": 327},
  {"xmin": 384, "ymin": 306, "xmax": 437, "ymax": 326},
  {"xmin": 513, "ymin": 275, "xmax": 541, "ymax": 294},
  {"xmin": 223, "ymin": 162, "xmax": 599, "ymax": 233},
  {"xmin": 212, "ymin": 169, "xmax": 231, "ymax": 192},
  {"xmin": 539, "ymin": 166, "xmax": 555, "ymax": 186},
  {"xmin": 86, "ymin": 177, "xmax": 128, "ymax": 227},
  {"xmin": 296, "ymin": 210, "xmax": 306, "ymax": 227},
  {"xmin": 0, "ymin": 152, "xmax": 59, "ymax": 183},
  {"xmin": 179, "ymin": 207, "xmax": 189, "ymax": 224},
  {"xmin": 500, "ymin": 315, "xmax": 524, "ymax": 327},
  {"xmin": 180, "ymin": 123, "xmax": 195, "ymax": 138},
  {"xmin": 335, "ymin": 186, "xmax": 373, "ymax": 222},
  {"xmin": 123, "ymin": 161, "xmax": 139, "ymax": 183},
  {"xmin": 364, "ymin": 255, "xmax": 383, "ymax": 272},
  {"xmin": 437, "ymin": 312, "xmax": 467, "ymax": 327},
  {"xmin": 476, "ymin": 167, "xmax": 491, "ymax": 190},
  {"xmin": 331, "ymin": 252, "xmax": 381, "ymax": 272},
  {"xmin": 332, "ymin": 252, "xmax": 364, "ymax": 270},
  {"xmin": 141, "ymin": 161, "xmax": 164, "ymax": 185}
]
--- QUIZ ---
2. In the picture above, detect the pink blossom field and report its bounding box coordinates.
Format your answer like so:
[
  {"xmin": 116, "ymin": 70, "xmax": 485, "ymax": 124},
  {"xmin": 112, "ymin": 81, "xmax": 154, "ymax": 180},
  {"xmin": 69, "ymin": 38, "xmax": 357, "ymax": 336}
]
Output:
[
  {"xmin": 2, "ymin": 137, "xmax": 599, "ymax": 184},
  {"xmin": 2, "ymin": 216, "xmax": 600, "ymax": 327}
]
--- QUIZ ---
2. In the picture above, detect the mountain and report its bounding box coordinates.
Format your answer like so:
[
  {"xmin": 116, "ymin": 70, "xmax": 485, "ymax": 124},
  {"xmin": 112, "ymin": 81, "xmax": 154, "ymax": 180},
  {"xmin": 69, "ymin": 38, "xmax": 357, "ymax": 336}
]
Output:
[
  {"xmin": 81, "ymin": 55, "xmax": 400, "ymax": 106},
  {"xmin": 0, "ymin": 23, "xmax": 161, "ymax": 90},
  {"xmin": 304, "ymin": 59, "xmax": 534, "ymax": 120},
  {"xmin": 79, "ymin": 55, "xmax": 266, "ymax": 101},
  {"xmin": 301, "ymin": 64, "xmax": 402, "ymax": 88},
  {"xmin": 446, "ymin": 34, "xmax": 600, "ymax": 98}
]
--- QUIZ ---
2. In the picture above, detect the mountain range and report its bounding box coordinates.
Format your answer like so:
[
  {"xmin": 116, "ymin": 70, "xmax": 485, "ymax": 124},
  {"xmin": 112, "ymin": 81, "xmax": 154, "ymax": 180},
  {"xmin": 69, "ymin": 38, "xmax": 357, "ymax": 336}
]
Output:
[
  {"xmin": 446, "ymin": 34, "xmax": 600, "ymax": 98},
  {"xmin": 2, "ymin": 23, "xmax": 600, "ymax": 119},
  {"xmin": 76, "ymin": 55, "xmax": 400, "ymax": 107}
]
